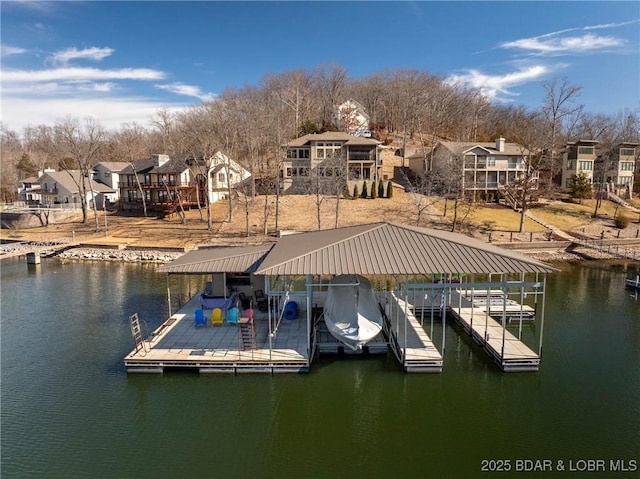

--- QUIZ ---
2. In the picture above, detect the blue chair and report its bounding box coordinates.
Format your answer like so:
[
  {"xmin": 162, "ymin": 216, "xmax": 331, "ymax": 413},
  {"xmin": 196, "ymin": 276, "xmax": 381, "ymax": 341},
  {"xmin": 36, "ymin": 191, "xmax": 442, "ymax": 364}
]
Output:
[
  {"xmin": 194, "ymin": 309, "xmax": 207, "ymax": 327},
  {"xmin": 226, "ymin": 307, "xmax": 239, "ymax": 325}
]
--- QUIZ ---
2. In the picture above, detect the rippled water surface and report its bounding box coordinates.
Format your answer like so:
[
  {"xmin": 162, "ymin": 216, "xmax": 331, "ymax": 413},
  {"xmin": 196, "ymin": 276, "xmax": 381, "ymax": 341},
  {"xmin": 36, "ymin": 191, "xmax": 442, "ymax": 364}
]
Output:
[{"xmin": 1, "ymin": 258, "xmax": 639, "ymax": 478}]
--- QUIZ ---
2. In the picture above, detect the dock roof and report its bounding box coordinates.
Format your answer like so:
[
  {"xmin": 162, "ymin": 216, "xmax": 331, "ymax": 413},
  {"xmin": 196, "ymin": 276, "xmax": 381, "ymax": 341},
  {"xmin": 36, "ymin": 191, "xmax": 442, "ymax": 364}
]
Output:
[
  {"xmin": 158, "ymin": 244, "xmax": 273, "ymax": 274},
  {"xmin": 159, "ymin": 222, "xmax": 557, "ymax": 276}
]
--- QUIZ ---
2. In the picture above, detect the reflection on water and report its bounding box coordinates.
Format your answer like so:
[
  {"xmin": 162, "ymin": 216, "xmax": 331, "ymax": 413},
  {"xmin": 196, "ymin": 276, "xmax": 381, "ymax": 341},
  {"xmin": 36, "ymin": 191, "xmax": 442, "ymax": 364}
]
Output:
[{"xmin": 1, "ymin": 258, "xmax": 638, "ymax": 477}]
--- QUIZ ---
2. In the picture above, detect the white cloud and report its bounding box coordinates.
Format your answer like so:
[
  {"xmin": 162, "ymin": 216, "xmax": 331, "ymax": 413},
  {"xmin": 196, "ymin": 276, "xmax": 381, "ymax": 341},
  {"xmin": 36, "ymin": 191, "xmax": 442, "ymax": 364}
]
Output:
[
  {"xmin": 502, "ymin": 33, "xmax": 624, "ymax": 55},
  {"xmin": 2, "ymin": 66, "xmax": 165, "ymax": 82},
  {"xmin": 155, "ymin": 82, "xmax": 215, "ymax": 101},
  {"xmin": 1, "ymin": 46, "xmax": 27, "ymax": 57},
  {"xmin": 1, "ymin": 95, "xmax": 190, "ymax": 131},
  {"xmin": 446, "ymin": 65, "xmax": 551, "ymax": 100},
  {"xmin": 50, "ymin": 46, "xmax": 114, "ymax": 65}
]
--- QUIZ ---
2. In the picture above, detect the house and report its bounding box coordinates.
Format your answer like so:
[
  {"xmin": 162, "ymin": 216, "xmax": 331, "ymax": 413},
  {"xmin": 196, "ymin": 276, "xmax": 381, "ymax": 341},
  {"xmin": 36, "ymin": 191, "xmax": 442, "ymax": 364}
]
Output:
[
  {"xmin": 561, "ymin": 140, "xmax": 598, "ymax": 190},
  {"xmin": 409, "ymin": 137, "xmax": 534, "ymax": 198},
  {"xmin": 118, "ymin": 153, "xmax": 250, "ymax": 215},
  {"xmin": 38, "ymin": 170, "xmax": 116, "ymax": 208},
  {"xmin": 282, "ymin": 131, "xmax": 382, "ymax": 194},
  {"xmin": 92, "ymin": 161, "xmax": 129, "ymax": 201},
  {"xmin": 334, "ymin": 99, "xmax": 370, "ymax": 136},
  {"xmin": 601, "ymin": 142, "xmax": 638, "ymax": 199}
]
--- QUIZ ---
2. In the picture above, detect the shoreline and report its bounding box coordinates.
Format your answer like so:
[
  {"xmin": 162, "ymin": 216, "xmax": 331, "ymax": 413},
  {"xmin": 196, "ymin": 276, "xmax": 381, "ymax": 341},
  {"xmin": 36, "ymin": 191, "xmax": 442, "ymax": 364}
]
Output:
[{"xmin": 39, "ymin": 242, "xmax": 640, "ymax": 266}]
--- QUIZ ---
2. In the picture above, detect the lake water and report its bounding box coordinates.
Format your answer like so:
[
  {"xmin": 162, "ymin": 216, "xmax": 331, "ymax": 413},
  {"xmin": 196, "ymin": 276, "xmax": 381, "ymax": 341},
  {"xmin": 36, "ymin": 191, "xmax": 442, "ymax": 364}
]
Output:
[{"xmin": 1, "ymin": 258, "xmax": 639, "ymax": 478}]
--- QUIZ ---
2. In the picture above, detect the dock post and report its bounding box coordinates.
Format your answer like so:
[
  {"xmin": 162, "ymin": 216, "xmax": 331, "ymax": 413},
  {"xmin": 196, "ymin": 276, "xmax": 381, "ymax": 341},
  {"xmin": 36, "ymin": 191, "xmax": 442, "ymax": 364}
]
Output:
[{"xmin": 26, "ymin": 251, "xmax": 41, "ymax": 265}]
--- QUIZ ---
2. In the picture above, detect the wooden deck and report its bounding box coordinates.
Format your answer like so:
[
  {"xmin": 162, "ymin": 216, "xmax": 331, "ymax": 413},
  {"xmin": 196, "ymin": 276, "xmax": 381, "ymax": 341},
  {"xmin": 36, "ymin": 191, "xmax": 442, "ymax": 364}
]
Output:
[
  {"xmin": 382, "ymin": 293, "xmax": 443, "ymax": 373},
  {"xmin": 124, "ymin": 294, "xmax": 310, "ymax": 374},
  {"xmin": 456, "ymin": 289, "xmax": 536, "ymax": 320},
  {"xmin": 448, "ymin": 292, "xmax": 540, "ymax": 372}
]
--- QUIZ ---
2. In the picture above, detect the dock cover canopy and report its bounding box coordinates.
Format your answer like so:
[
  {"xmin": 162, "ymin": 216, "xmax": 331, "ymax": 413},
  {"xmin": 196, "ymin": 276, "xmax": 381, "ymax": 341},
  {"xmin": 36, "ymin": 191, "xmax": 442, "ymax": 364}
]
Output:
[{"xmin": 158, "ymin": 222, "xmax": 558, "ymax": 276}]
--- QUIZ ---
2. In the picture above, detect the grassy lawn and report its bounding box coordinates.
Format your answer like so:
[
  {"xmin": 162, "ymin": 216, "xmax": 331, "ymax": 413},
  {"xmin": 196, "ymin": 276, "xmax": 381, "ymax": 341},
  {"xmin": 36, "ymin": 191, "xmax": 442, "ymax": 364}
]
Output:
[
  {"xmin": 532, "ymin": 199, "xmax": 631, "ymax": 231},
  {"xmin": 430, "ymin": 199, "xmax": 546, "ymax": 232}
]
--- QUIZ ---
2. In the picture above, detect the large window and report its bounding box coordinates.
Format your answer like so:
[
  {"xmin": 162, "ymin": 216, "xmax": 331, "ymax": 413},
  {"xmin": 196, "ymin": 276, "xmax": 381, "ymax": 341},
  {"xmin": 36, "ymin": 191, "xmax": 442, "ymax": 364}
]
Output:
[
  {"xmin": 286, "ymin": 148, "xmax": 310, "ymax": 159},
  {"xmin": 620, "ymin": 148, "xmax": 635, "ymax": 157},
  {"xmin": 578, "ymin": 146, "xmax": 594, "ymax": 155},
  {"xmin": 316, "ymin": 142, "xmax": 342, "ymax": 159},
  {"xmin": 578, "ymin": 160, "xmax": 593, "ymax": 171},
  {"xmin": 620, "ymin": 162, "xmax": 634, "ymax": 171}
]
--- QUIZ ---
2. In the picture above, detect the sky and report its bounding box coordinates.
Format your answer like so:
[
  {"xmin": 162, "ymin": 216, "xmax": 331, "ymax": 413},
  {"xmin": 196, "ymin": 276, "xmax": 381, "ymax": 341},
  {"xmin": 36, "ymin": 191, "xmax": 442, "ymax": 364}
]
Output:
[{"xmin": 1, "ymin": 1, "xmax": 639, "ymax": 133}]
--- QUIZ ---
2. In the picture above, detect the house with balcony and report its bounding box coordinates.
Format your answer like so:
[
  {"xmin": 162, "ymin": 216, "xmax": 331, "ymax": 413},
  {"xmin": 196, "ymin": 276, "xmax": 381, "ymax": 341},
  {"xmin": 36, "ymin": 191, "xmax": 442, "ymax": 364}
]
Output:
[
  {"xmin": 561, "ymin": 140, "xmax": 598, "ymax": 190},
  {"xmin": 118, "ymin": 153, "xmax": 250, "ymax": 216},
  {"xmin": 92, "ymin": 161, "xmax": 129, "ymax": 201},
  {"xmin": 408, "ymin": 137, "xmax": 535, "ymax": 200},
  {"xmin": 281, "ymin": 132, "xmax": 382, "ymax": 194},
  {"xmin": 602, "ymin": 142, "xmax": 639, "ymax": 199},
  {"xmin": 38, "ymin": 170, "xmax": 116, "ymax": 208}
]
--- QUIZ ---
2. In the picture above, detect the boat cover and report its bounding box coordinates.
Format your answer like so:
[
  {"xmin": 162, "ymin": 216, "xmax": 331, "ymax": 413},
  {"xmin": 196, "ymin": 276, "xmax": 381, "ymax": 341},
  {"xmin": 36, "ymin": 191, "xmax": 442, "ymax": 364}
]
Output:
[{"xmin": 324, "ymin": 274, "xmax": 383, "ymax": 351}]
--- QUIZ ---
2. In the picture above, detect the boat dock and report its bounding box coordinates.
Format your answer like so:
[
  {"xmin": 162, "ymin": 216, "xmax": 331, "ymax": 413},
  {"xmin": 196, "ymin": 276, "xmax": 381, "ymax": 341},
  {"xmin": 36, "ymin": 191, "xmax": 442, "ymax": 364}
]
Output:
[
  {"xmin": 124, "ymin": 294, "xmax": 310, "ymax": 374},
  {"xmin": 382, "ymin": 293, "xmax": 444, "ymax": 373},
  {"xmin": 457, "ymin": 289, "xmax": 536, "ymax": 320},
  {"xmin": 448, "ymin": 291, "xmax": 540, "ymax": 372}
]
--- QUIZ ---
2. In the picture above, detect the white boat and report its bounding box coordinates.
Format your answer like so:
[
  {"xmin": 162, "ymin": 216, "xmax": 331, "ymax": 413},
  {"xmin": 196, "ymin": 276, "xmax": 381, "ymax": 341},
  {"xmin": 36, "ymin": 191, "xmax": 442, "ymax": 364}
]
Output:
[{"xmin": 323, "ymin": 274, "xmax": 383, "ymax": 351}]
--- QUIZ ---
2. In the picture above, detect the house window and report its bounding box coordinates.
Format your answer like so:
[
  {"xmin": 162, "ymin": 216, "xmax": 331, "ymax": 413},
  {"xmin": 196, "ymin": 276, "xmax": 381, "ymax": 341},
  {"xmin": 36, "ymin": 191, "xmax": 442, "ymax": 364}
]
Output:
[
  {"xmin": 168, "ymin": 174, "xmax": 177, "ymax": 185},
  {"xmin": 285, "ymin": 168, "xmax": 292, "ymax": 177},
  {"xmin": 578, "ymin": 161, "xmax": 593, "ymax": 171},
  {"xmin": 567, "ymin": 160, "xmax": 574, "ymax": 170},
  {"xmin": 619, "ymin": 176, "xmax": 632, "ymax": 184},
  {"xmin": 507, "ymin": 157, "xmax": 519, "ymax": 169},
  {"xmin": 218, "ymin": 172, "xmax": 226, "ymax": 182},
  {"xmin": 621, "ymin": 162, "xmax": 634, "ymax": 171},
  {"xmin": 476, "ymin": 156, "xmax": 487, "ymax": 168},
  {"xmin": 578, "ymin": 146, "xmax": 594, "ymax": 155},
  {"xmin": 488, "ymin": 156, "xmax": 496, "ymax": 167},
  {"xmin": 620, "ymin": 148, "xmax": 635, "ymax": 156}
]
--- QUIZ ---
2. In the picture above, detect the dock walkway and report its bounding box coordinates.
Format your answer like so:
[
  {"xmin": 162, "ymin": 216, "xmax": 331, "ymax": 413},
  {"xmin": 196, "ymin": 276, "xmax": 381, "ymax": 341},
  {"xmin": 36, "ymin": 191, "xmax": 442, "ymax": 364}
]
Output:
[
  {"xmin": 448, "ymin": 291, "xmax": 540, "ymax": 372},
  {"xmin": 383, "ymin": 293, "xmax": 443, "ymax": 373}
]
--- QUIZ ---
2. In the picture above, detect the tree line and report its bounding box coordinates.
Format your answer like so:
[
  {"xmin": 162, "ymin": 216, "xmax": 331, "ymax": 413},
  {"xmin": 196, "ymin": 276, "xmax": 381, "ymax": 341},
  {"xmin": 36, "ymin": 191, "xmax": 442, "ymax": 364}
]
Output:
[{"xmin": 2, "ymin": 64, "xmax": 639, "ymax": 232}]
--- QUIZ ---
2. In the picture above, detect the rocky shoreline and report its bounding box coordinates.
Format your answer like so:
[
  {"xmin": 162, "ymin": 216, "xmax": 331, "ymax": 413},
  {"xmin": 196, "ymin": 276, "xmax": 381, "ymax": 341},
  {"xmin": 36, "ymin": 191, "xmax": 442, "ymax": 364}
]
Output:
[
  {"xmin": 43, "ymin": 242, "xmax": 638, "ymax": 266},
  {"xmin": 53, "ymin": 247, "xmax": 183, "ymax": 263}
]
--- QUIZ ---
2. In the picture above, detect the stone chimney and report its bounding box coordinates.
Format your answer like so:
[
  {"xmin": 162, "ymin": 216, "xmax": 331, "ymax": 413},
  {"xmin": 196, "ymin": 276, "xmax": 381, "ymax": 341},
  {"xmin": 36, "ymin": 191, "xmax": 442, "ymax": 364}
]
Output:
[
  {"xmin": 496, "ymin": 137, "xmax": 505, "ymax": 152},
  {"xmin": 151, "ymin": 154, "xmax": 170, "ymax": 166}
]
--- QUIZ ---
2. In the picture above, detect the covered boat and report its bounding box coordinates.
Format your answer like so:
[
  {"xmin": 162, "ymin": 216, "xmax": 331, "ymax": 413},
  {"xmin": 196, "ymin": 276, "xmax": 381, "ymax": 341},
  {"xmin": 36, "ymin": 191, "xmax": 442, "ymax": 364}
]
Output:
[{"xmin": 323, "ymin": 274, "xmax": 383, "ymax": 351}]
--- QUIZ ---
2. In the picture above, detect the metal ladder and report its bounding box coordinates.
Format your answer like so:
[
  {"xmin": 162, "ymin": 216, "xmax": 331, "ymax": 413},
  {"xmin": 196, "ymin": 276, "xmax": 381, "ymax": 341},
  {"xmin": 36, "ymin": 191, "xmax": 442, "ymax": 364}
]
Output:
[
  {"xmin": 129, "ymin": 313, "xmax": 148, "ymax": 355},
  {"xmin": 239, "ymin": 319, "xmax": 256, "ymax": 350}
]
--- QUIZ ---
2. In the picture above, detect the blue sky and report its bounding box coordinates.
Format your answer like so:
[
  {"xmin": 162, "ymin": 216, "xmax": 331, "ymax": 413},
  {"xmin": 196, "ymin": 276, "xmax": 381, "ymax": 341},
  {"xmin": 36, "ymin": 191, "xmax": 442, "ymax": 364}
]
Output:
[{"xmin": 1, "ymin": 1, "xmax": 638, "ymax": 132}]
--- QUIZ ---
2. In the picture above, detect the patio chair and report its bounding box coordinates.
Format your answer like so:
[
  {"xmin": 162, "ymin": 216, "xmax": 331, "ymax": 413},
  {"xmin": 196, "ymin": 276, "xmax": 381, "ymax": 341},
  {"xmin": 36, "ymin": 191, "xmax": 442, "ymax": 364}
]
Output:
[
  {"xmin": 226, "ymin": 307, "xmax": 239, "ymax": 325},
  {"xmin": 194, "ymin": 309, "xmax": 207, "ymax": 327},
  {"xmin": 211, "ymin": 308, "xmax": 223, "ymax": 326},
  {"xmin": 254, "ymin": 289, "xmax": 268, "ymax": 312}
]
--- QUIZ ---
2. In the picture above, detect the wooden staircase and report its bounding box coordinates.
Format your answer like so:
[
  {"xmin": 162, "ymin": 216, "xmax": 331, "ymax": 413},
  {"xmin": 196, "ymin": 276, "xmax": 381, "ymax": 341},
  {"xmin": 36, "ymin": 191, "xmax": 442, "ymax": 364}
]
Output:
[{"xmin": 239, "ymin": 319, "xmax": 256, "ymax": 350}]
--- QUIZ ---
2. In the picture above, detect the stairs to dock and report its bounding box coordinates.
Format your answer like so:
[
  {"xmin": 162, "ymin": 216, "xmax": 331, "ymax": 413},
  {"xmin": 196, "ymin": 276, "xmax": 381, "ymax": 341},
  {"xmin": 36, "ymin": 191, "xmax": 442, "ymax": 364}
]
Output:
[{"xmin": 239, "ymin": 319, "xmax": 256, "ymax": 350}]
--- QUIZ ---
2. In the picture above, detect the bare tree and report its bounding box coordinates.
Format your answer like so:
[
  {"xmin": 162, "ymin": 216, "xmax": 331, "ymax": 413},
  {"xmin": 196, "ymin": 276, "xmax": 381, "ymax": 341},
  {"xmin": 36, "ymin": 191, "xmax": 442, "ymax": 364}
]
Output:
[
  {"xmin": 109, "ymin": 123, "xmax": 151, "ymax": 217},
  {"xmin": 54, "ymin": 117, "xmax": 106, "ymax": 229},
  {"xmin": 541, "ymin": 77, "xmax": 583, "ymax": 179}
]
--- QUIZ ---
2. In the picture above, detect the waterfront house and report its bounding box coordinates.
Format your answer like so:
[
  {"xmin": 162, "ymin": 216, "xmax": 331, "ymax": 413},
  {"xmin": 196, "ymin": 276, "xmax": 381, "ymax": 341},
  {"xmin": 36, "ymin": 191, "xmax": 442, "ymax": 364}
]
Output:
[
  {"xmin": 118, "ymin": 153, "xmax": 250, "ymax": 215},
  {"xmin": 92, "ymin": 161, "xmax": 129, "ymax": 201},
  {"xmin": 282, "ymin": 131, "xmax": 382, "ymax": 194},
  {"xmin": 561, "ymin": 139, "xmax": 598, "ymax": 190},
  {"xmin": 601, "ymin": 142, "xmax": 639, "ymax": 199},
  {"xmin": 408, "ymin": 137, "xmax": 535, "ymax": 200},
  {"xmin": 38, "ymin": 170, "xmax": 116, "ymax": 208}
]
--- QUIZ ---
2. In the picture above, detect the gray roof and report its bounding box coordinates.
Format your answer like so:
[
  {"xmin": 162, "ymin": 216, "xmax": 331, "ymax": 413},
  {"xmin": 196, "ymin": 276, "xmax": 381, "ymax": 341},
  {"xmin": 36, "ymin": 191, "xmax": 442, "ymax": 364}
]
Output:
[
  {"xmin": 439, "ymin": 140, "xmax": 529, "ymax": 157},
  {"xmin": 158, "ymin": 223, "xmax": 557, "ymax": 276},
  {"xmin": 39, "ymin": 170, "xmax": 115, "ymax": 193},
  {"xmin": 253, "ymin": 223, "xmax": 556, "ymax": 275},
  {"xmin": 157, "ymin": 244, "xmax": 274, "ymax": 274},
  {"xmin": 286, "ymin": 131, "xmax": 380, "ymax": 147}
]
